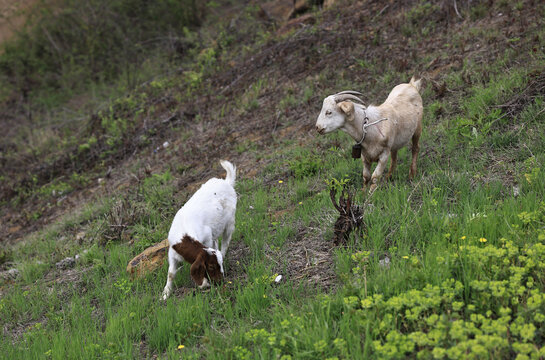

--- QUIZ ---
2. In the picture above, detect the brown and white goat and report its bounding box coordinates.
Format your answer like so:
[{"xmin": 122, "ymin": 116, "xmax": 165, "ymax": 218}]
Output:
[
  {"xmin": 315, "ymin": 77, "xmax": 423, "ymax": 191},
  {"xmin": 162, "ymin": 160, "xmax": 236, "ymax": 299}
]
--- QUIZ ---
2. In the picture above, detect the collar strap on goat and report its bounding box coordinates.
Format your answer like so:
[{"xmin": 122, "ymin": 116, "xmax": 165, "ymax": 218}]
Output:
[{"xmin": 356, "ymin": 110, "xmax": 389, "ymax": 145}]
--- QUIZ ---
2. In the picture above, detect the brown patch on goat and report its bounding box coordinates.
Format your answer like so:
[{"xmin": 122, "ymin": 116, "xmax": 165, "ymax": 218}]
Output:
[
  {"xmin": 330, "ymin": 186, "xmax": 365, "ymax": 246},
  {"xmin": 172, "ymin": 235, "xmax": 205, "ymax": 263},
  {"xmin": 172, "ymin": 235, "xmax": 223, "ymax": 286}
]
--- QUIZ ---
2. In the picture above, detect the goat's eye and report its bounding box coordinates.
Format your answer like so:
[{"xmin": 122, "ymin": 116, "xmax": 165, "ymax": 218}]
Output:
[{"xmin": 325, "ymin": 110, "xmax": 332, "ymax": 116}]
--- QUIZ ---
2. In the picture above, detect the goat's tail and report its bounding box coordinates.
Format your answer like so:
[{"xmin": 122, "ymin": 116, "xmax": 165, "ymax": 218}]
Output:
[
  {"xmin": 410, "ymin": 76, "xmax": 422, "ymax": 93},
  {"xmin": 220, "ymin": 160, "xmax": 236, "ymax": 187}
]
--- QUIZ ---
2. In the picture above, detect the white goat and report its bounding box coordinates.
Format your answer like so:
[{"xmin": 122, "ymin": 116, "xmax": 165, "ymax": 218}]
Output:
[
  {"xmin": 315, "ymin": 77, "xmax": 423, "ymax": 191},
  {"xmin": 162, "ymin": 160, "xmax": 237, "ymax": 300}
]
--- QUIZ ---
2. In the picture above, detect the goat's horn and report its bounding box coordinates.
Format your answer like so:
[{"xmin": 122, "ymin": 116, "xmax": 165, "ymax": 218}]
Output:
[
  {"xmin": 334, "ymin": 94, "xmax": 365, "ymax": 104},
  {"xmin": 336, "ymin": 90, "xmax": 364, "ymax": 96}
]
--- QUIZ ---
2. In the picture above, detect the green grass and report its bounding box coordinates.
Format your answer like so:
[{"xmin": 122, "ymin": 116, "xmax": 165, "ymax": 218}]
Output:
[{"xmin": 2, "ymin": 84, "xmax": 545, "ymax": 358}]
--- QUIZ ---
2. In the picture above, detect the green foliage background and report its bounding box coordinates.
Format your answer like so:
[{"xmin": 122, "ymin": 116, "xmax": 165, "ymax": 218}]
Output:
[
  {"xmin": 0, "ymin": 0, "xmax": 199, "ymax": 105},
  {"xmin": 1, "ymin": 0, "xmax": 545, "ymax": 359}
]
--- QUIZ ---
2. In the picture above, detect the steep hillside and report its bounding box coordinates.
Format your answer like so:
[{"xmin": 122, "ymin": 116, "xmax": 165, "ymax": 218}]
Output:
[
  {"xmin": 0, "ymin": 0, "xmax": 38, "ymax": 45},
  {"xmin": 1, "ymin": 0, "xmax": 545, "ymax": 358}
]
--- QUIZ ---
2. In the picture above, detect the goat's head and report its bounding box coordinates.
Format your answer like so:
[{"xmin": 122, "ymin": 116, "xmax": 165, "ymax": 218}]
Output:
[
  {"xmin": 190, "ymin": 248, "xmax": 224, "ymax": 288},
  {"xmin": 315, "ymin": 91, "xmax": 364, "ymax": 134},
  {"xmin": 174, "ymin": 235, "xmax": 225, "ymax": 288}
]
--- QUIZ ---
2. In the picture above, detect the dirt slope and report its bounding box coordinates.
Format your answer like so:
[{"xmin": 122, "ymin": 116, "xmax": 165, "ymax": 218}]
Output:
[
  {"xmin": 1, "ymin": 0, "xmax": 543, "ymax": 244},
  {"xmin": 0, "ymin": 0, "xmax": 38, "ymax": 45}
]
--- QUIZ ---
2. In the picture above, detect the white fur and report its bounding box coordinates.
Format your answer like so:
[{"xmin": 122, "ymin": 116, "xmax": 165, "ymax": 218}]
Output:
[
  {"xmin": 205, "ymin": 248, "xmax": 224, "ymax": 275},
  {"xmin": 199, "ymin": 278, "xmax": 210, "ymax": 289},
  {"xmin": 162, "ymin": 160, "xmax": 237, "ymax": 299},
  {"xmin": 316, "ymin": 78, "xmax": 423, "ymax": 191}
]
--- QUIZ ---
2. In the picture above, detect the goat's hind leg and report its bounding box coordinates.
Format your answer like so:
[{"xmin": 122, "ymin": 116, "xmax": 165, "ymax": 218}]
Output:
[
  {"xmin": 409, "ymin": 133, "xmax": 420, "ymax": 180},
  {"xmin": 221, "ymin": 222, "xmax": 235, "ymax": 258},
  {"xmin": 386, "ymin": 150, "xmax": 398, "ymax": 180}
]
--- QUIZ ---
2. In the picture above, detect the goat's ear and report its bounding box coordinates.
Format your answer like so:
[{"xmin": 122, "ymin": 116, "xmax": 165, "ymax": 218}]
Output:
[
  {"xmin": 190, "ymin": 255, "xmax": 206, "ymax": 286},
  {"xmin": 206, "ymin": 256, "xmax": 223, "ymax": 282},
  {"xmin": 338, "ymin": 101, "xmax": 355, "ymax": 121}
]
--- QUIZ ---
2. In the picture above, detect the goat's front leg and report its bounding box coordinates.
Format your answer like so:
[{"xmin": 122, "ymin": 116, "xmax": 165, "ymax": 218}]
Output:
[
  {"xmin": 362, "ymin": 158, "xmax": 372, "ymax": 189},
  {"xmin": 162, "ymin": 248, "xmax": 179, "ymax": 300},
  {"xmin": 369, "ymin": 151, "xmax": 389, "ymax": 193}
]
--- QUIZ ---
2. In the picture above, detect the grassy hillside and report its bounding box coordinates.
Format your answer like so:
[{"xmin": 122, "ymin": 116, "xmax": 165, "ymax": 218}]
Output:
[{"xmin": 1, "ymin": 0, "xmax": 545, "ymax": 359}]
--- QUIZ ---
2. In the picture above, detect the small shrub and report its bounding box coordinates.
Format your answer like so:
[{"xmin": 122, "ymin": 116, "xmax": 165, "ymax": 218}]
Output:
[
  {"xmin": 101, "ymin": 197, "xmax": 146, "ymax": 244},
  {"xmin": 288, "ymin": 155, "xmax": 324, "ymax": 179}
]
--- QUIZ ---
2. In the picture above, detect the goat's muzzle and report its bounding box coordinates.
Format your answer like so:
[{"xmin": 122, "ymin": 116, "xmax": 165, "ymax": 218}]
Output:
[{"xmin": 316, "ymin": 125, "xmax": 325, "ymax": 134}]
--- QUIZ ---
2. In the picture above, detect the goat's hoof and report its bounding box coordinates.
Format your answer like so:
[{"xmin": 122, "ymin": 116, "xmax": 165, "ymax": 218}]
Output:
[{"xmin": 162, "ymin": 289, "xmax": 171, "ymax": 300}]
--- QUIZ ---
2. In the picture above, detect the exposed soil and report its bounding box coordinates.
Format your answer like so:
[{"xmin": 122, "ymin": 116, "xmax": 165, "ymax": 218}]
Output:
[
  {"xmin": 166, "ymin": 224, "xmax": 337, "ymax": 299},
  {"xmin": 280, "ymin": 226, "xmax": 338, "ymax": 291},
  {"xmin": 493, "ymin": 69, "xmax": 545, "ymax": 121},
  {"xmin": 0, "ymin": 0, "xmax": 39, "ymax": 45},
  {"xmin": 2, "ymin": 317, "xmax": 47, "ymax": 343}
]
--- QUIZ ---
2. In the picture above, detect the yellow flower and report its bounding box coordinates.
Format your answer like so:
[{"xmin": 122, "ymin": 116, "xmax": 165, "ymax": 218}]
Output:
[
  {"xmin": 263, "ymin": 294, "xmax": 267, "ymax": 298},
  {"xmin": 479, "ymin": 237, "xmax": 487, "ymax": 243},
  {"xmin": 461, "ymin": 236, "xmax": 466, "ymax": 240},
  {"xmin": 298, "ymin": 201, "xmax": 302, "ymax": 205},
  {"xmin": 177, "ymin": 345, "xmax": 185, "ymax": 350},
  {"xmin": 228, "ymin": 281, "xmax": 232, "ymax": 284},
  {"xmin": 278, "ymin": 180, "xmax": 283, "ymax": 184},
  {"xmin": 402, "ymin": 256, "xmax": 409, "ymax": 259}
]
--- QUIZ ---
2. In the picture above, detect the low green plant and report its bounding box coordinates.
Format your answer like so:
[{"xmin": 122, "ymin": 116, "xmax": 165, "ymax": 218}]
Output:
[{"xmin": 288, "ymin": 155, "xmax": 324, "ymax": 179}]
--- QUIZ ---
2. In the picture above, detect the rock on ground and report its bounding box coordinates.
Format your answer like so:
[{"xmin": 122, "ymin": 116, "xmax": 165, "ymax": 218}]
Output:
[
  {"xmin": 0, "ymin": 268, "xmax": 20, "ymax": 281},
  {"xmin": 126, "ymin": 239, "xmax": 169, "ymax": 278},
  {"xmin": 56, "ymin": 257, "xmax": 75, "ymax": 270}
]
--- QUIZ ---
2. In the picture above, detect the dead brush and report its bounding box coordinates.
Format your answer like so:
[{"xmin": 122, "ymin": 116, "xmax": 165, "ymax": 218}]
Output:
[
  {"xmin": 101, "ymin": 197, "xmax": 145, "ymax": 244},
  {"xmin": 330, "ymin": 185, "xmax": 366, "ymax": 246}
]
